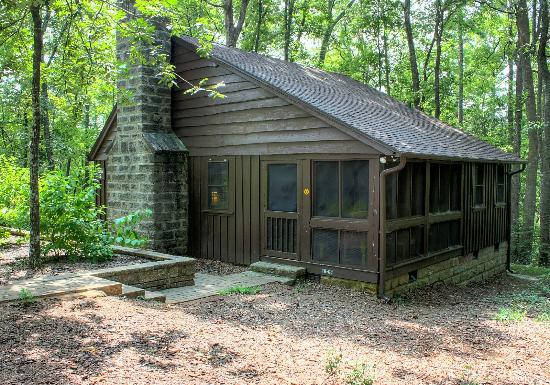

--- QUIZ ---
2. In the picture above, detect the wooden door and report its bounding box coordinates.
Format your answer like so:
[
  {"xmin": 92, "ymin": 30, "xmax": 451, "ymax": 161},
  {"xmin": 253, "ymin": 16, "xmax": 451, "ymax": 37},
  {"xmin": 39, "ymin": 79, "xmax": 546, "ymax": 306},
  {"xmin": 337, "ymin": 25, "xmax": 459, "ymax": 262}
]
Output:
[{"xmin": 261, "ymin": 161, "xmax": 301, "ymax": 260}]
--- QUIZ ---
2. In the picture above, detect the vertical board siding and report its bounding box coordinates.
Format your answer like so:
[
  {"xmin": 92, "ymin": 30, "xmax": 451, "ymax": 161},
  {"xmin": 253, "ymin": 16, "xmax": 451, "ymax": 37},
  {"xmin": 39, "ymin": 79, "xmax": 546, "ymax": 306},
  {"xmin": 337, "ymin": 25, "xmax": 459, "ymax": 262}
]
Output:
[
  {"xmin": 463, "ymin": 163, "xmax": 508, "ymax": 254},
  {"xmin": 189, "ymin": 155, "xmax": 262, "ymax": 265}
]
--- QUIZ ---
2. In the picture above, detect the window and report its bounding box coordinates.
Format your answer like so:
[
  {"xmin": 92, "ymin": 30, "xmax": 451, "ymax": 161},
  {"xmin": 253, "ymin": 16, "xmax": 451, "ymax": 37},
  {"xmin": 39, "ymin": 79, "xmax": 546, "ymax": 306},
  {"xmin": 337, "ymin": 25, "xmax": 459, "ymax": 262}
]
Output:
[
  {"xmin": 473, "ymin": 164, "xmax": 485, "ymax": 207},
  {"xmin": 312, "ymin": 160, "xmax": 369, "ymax": 219},
  {"xmin": 429, "ymin": 163, "xmax": 461, "ymax": 213},
  {"xmin": 312, "ymin": 228, "xmax": 369, "ymax": 267},
  {"xmin": 386, "ymin": 162, "xmax": 425, "ymax": 220},
  {"xmin": 428, "ymin": 220, "xmax": 460, "ymax": 253},
  {"xmin": 495, "ymin": 165, "xmax": 506, "ymax": 204},
  {"xmin": 386, "ymin": 225, "xmax": 425, "ymax": 266},
  {"xmin": 208, "ymin": 161, "xmax": 229, "ymax": 210},
  {"xmin": 268, "ymin": 164, "xmax": 297, "ymax": 212}
]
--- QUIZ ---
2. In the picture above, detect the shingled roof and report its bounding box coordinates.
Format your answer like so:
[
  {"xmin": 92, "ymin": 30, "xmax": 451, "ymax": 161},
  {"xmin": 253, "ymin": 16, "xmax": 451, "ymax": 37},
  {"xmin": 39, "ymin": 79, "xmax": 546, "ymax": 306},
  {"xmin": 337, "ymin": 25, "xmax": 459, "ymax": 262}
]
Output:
[{"xmin": 175, "ymin": 36, "xmax": 523, "ymax": 163}]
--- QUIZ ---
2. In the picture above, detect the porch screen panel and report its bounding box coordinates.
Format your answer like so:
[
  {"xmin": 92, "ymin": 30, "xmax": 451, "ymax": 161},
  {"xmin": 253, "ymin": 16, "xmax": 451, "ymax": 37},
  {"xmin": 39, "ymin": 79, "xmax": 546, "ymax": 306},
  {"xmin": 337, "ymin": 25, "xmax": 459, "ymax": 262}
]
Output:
[
  {"xmin": 312, "ymin": 229, "xmax": 339, "ymax": 263},
  {"xmin": 342, "ymin": 160, "xmax": 369, "ymax": 218},
  {"xmin": 340, "ymin": 231, "xmax": 368, "ymax": 266},
  {"xmin": 313, "ymin": 161, "xmax": 339, "ymax": 217},
  {"xmin": 268, "ymin": 164, "xmax": 297, "ymax": 212}
]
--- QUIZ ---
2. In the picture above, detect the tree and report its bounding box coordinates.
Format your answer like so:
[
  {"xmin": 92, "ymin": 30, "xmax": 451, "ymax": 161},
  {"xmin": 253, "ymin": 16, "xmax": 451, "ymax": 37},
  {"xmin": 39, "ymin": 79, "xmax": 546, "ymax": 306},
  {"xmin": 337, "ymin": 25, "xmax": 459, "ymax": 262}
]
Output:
[
  {"xmin": 403, "ymin": 0, "xmax": 421, "ymax": 108},
  {"xmin": 539, "ymin": 0, "xmax": 549, "ymax": 266},
  {"xmin": 223, "ymin": 0, "xmax": 250, "ymax": 46},
  {"xmin": 29, "ymin": 1, "xmax": 44, "ymax": 267},
  {"xmin": 317, "ymin": 0, "xmax": 356, "ymax": 66},
  {"xmin": 516, "ymin": 0, "xmax": 539, "ymax": 260}
]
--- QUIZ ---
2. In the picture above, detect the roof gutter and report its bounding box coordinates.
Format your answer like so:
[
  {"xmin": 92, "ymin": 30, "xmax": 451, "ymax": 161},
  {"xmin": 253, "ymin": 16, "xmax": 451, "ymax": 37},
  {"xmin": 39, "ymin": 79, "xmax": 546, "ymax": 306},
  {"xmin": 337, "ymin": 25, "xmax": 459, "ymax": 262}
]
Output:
[
  {"xmin": 378, "ymin": 154, "xmax": 407, "ymax": 298},
  {"xmin": 506, "ymin": 163, "xmax": 526, "ymax": 273}
]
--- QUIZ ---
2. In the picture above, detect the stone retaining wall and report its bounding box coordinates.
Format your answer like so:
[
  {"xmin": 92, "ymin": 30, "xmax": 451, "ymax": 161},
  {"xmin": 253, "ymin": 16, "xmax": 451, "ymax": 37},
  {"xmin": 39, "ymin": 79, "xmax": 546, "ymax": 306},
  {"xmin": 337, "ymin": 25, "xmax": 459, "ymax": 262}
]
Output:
[
  {"xmin": 90, "ymin": 247, "xmax": 196, "ymax": 291},
  {"xmin": 386, "ymin": 241, "xmax": 508, "ymax": 296}
]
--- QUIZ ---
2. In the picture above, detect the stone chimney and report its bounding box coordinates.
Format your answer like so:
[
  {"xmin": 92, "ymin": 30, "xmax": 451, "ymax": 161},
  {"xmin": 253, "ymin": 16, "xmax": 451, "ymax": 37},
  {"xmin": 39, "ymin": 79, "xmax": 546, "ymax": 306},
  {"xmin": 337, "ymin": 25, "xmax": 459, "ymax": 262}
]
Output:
[{"xmin": 106, "ymin": 0, "xmax": 188, "ymax": 254}]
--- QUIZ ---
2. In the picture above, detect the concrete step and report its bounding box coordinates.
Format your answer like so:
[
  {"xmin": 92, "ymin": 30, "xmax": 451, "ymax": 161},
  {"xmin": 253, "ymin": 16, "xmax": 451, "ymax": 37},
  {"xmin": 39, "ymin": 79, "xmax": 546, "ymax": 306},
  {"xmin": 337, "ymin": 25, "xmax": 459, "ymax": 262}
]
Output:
[
  {"xmin": 143, "ymin": 290, "xmax": 166, "ymax": 303},
  {"xmin": 249, "ymin": 261, "xmax": 306, "ymax": 281},
  {"xmin": 0, "ymin": 275, "xmax": 122, "ymax": 303},
  {"xmin": 120, "ymin": 284, "xmax": 146, "ymax": 299}
]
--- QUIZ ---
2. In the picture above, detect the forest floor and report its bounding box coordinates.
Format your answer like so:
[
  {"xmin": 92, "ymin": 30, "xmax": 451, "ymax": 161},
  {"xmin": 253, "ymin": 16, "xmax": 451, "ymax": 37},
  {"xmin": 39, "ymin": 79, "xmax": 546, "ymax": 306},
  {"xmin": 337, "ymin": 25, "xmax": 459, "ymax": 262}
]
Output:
[
  {"xmin": 0, "ymin": 259, "xmax": 549, "ymax": 385},
  {"xmin": 0, "ymin": 236, "xmax": 150, "ymax": 286}
]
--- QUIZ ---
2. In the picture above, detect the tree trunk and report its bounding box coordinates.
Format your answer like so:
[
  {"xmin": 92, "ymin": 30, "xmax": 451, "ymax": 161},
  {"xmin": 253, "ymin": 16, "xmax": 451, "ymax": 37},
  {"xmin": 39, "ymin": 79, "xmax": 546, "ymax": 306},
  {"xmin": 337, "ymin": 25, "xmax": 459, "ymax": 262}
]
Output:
[
  {"xmin": 253, "ymin": 0, "xmax": 265, "ymax": 52},
  {"xmin": 284, "ymin": 0, "xmax": 295, "ymax": 61},
  {"xmin": 433, "ymin": 0, "xmax": 443, "ymax": 119},
  {"xmin": 383, "ymin": 20, "xmax": 391, "ymax": 96},
  {"xmin": 29, "ymin": 3, "xmax": 43, "ymax": 268},
  {"xmin": 457, "ymin": 6, "xmax": 464, "ymax": 124},
  {"xmin": 538, "ymin": 0, "xmax": 549, "ymax": 266},
  {"xmin": 404, "ymin": 0, "xmax": 421, "ymax": 109},
  {"xmin": 318, "ymin": 0, "xmax": 355, "ymax": 66},
  {"xmin": 224, "ymin": 0, "xmax": 250, "ymax": 47},
  {"xmin": 517, "ymin": 0, "xmax": 539, "ymax": 261}
]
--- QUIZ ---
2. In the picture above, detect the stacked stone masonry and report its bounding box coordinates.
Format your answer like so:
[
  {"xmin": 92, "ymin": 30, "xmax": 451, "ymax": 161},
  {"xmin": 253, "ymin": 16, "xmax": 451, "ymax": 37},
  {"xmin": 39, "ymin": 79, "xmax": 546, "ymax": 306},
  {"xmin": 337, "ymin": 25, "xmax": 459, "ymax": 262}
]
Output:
[
  {"xmin": 386, "ymin": 241, "xmax": 508, "ymax": 296},
  {"xmin": 107, "ymin": 0, "xmax": 188, "ymax": 255}
]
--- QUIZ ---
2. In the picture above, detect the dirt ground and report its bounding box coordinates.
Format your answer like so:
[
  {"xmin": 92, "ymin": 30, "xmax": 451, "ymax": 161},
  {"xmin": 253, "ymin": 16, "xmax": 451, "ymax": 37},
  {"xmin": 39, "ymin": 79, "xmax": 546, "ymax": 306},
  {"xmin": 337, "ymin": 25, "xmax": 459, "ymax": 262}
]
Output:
[
  {"xmin": 0, "ymin": 270, "xmax": 548, "ymax": 385},
  {"xmin": 0, "ymin": 238, "xmax": 150, "ymax": 286}
]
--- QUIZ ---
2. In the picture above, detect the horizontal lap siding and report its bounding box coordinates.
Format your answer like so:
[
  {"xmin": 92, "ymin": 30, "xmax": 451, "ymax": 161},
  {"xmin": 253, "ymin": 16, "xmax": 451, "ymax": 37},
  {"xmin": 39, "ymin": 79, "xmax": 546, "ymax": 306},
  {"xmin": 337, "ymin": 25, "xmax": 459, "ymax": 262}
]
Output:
[
  {"xmin": 189, "ymin": 155, "xmax": 261, "ymax": 265},
  {"xmin": 463, "ymin": 163, "xmax": 508, "ymax": 254},
  {"xmin": 171, "ymin": 45, "xmax": 378, "ymax": 156}
]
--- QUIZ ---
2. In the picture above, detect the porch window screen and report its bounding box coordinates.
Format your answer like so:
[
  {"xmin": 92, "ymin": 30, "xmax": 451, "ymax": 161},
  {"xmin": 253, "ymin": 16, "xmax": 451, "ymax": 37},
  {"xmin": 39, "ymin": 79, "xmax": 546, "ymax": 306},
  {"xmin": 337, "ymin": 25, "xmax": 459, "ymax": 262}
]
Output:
[
  {"xmin": 312, "ymin": 228, "xmax": 369, "ymax": 267},
  {"xmin": 208, "ymin": 161, "xmax": 229, "ymax": 210},
  {"xmin": 495, "ymin": 165, "xmax": 505, "ymax": 204},
  {"xmin": 385, "ymin": 162, "xmax": 425, "ymax": 220},
  {"xmin": 429, "ymin": 163, "xmax": 461, "ymax": 213},
  {"xmin": 428, "ymin": 220, "xmax": 460, "ymax": 253},
  {"xmin": 312, "ymin": 160, "xmax": 369, "ymax": 219},
  {"xmin": 386, "ymin": 225, "xmax": 425, "ymax": 266}
]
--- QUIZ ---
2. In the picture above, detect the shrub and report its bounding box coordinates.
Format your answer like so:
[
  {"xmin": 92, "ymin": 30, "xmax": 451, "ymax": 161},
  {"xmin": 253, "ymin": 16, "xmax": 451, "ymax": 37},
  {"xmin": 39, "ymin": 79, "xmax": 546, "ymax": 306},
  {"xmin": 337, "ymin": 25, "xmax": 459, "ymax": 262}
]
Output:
[
  {"xmin": 0, "ymin": 157, "xmax": 150, "ymax": 263},
  {"xmin": 0, "ymin": 156, "xmax": 29, "ymax": 229}
]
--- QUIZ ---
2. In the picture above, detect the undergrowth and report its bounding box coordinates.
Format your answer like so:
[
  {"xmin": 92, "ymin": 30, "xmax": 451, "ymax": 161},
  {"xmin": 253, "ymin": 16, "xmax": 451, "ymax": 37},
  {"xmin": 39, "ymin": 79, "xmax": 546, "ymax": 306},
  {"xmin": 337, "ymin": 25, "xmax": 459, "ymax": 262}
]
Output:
[{"xmin": 217, "ymin": 285, "xmax": 262, "ymax": 295}]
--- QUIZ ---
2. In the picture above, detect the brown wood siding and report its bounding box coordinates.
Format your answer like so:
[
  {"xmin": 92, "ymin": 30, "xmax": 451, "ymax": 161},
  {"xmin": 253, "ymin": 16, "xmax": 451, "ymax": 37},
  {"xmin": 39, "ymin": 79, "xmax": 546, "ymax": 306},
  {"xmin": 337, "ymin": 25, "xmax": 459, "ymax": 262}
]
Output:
[
  {"xmin": 189, "ymin": 155, "xmax": 262, "ymax": 264},
  {"xmin": 463, "ymin": 163, "xmax": 509, "ymax": 254},
  {"xmin": 171, "ymin": 46, "xmax": 379, "ymax": 156}
]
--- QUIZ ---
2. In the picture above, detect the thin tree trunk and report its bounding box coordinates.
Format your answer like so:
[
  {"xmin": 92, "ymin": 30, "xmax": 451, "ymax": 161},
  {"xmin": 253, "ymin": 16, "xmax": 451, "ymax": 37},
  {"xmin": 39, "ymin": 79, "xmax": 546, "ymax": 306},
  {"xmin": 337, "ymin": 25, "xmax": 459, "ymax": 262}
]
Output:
[
  {"xmin": 404, "ymin": 0, "xmax": 421, "ymax": 109},
  {"xmin": 433, "ymin": 0, "xmax": 443, "ymax": 119},
  {"xmin": 253, "ymin": 0, "xmax": 265, "ymax": 52},
  {"xmin": 538, "ymin": 0, "xmax": 549, "ymax": 266},
  {"xmin": 284, "ymin": 0, "xmax": 295, "ymax": 61},
  {"xmin": 224, "ymin": 0, "xmax": 250, "ymax": 47},
  {"xmin": 318, "ymin": 0, "xmax": 356, "ymax": 66},
  {"xmin": 29, "ymin": 3, "xmax": 43, "ymax": 267},
  {"xmin": 517, "ymin": 0, "xmax": 539, "ymax": 261},
  {"xmin": 383, "ymin": 20, "xmax": 391, "ymax": 96},
  {"xmin": 457, "ymin": 6, "xmax": 464, "ymax": 124}
]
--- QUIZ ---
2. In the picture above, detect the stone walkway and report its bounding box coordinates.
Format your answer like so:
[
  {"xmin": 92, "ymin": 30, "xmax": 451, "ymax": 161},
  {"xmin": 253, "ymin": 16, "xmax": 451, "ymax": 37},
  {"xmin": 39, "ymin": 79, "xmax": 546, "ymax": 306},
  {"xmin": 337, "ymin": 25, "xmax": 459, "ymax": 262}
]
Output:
[{"xmin": 160, "ymin": 271, "xmax": 293, "ymax": 304}]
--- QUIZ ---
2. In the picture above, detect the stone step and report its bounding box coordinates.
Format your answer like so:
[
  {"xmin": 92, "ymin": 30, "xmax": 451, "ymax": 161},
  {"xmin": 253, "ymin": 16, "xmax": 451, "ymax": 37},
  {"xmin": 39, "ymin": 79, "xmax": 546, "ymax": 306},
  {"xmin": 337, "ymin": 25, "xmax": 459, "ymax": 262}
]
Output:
[
  {"xmin": 0, "ymin": 275, "xmax": 122, "ymax": 303},
  {"xmin": 249, "ymin": 261, "xmax": 306, "ymax": 280},
  {"xmin": 143, "ymin": 290, "xmax": 166, "ymax": 303},
  {"xmin": 120, "ymin": 284, "xmax": 145, "ymax": 299}
]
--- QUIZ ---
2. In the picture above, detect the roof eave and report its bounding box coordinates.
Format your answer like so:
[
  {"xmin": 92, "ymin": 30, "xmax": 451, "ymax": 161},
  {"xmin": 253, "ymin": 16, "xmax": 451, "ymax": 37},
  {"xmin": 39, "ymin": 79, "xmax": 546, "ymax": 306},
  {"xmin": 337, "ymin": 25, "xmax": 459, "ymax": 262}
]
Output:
[{"xmin": 88, "ymin": 105, "xmax": 117, "ymax": 161}]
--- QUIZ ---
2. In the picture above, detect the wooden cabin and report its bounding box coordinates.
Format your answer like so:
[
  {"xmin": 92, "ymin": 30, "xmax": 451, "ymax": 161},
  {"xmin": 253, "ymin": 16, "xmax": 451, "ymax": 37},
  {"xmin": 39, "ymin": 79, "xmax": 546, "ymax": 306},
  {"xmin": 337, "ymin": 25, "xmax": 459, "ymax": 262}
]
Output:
[{"xmin": 89, "ymin": 35, "xmax": 524, "ymax": 296}]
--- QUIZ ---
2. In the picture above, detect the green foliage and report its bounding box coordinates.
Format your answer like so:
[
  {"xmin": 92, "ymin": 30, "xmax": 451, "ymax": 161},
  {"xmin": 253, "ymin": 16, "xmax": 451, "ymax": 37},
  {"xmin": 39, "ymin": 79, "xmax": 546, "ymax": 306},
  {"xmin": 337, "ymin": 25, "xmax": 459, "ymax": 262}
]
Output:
[
  {"xmin": 108, "ymin": 209, "xmax": 152, "ymax": 248},
  {"xmin": 0, "ymin": 158, "xmax": 149, "ymax": 263},
  {"xmin": 494, "ymin": 264, "xmax": 550, "ymax": 322},
  {"xmin": 217, "ymin": 285, "xmax": 262, "ymax": 295},
  {"xmin": 18, "ymin": 288, "xmax": 36, "ymax": 306},
  {"xmin": 325, "ymin": 350, "xmax": 343, "ymax": 377},
  {"xmin": 345, "ymin": 363, "xmax": 375, "ymax": 385},
  {"xmin": 0, "ymin": 156, "xmax": 30, "ymax": 229}
]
